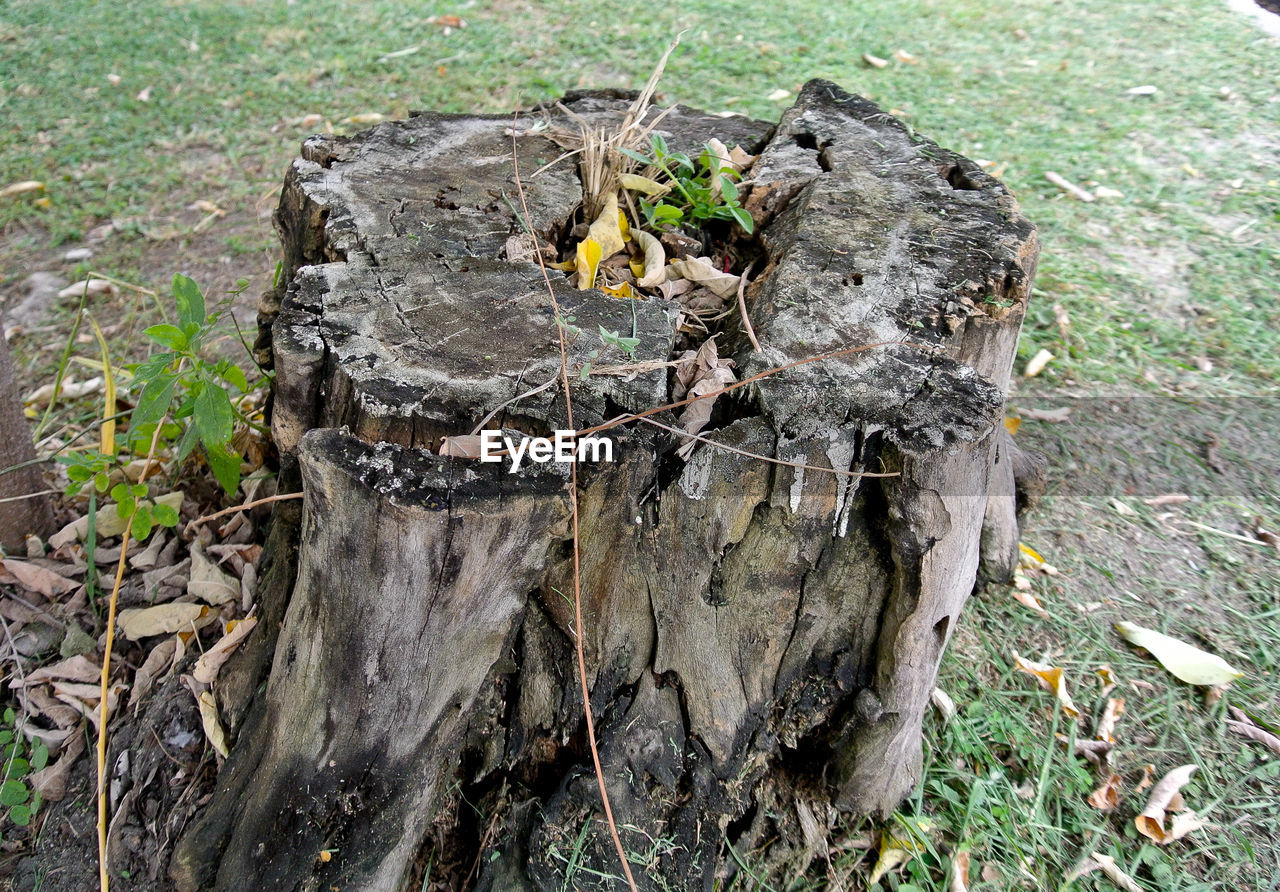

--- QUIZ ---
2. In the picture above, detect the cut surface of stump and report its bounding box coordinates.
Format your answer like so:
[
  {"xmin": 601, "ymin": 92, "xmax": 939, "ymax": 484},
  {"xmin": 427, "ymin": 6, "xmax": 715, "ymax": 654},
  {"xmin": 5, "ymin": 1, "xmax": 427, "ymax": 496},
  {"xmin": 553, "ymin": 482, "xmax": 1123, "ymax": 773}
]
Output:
[{"xmin": 174, "ymin": 80, "xmax": 1040, "ymax": 891}]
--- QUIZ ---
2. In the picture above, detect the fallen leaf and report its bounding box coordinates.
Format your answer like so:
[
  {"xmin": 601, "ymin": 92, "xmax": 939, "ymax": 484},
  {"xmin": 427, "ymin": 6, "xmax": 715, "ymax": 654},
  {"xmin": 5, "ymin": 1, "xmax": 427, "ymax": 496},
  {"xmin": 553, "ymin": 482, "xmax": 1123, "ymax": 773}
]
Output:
[
  {"xmin": 1, "ymin": 180, "xmax": 45, "ymax": 199},
  {"xmin": 1017, "ymin": 405, "xmax": 1072, "ymax": 422},
  {"xmin": 1012, "ymin": 651, "xmax": 1080, "ymax": 717},
  {"xmin": 619, "ymin": 173, "xmax": 670, "ymax": 198},
  {"xmin": 197, "ymin": 691, "xmax": 229, "ymax": 757},
  {"xmin": 50, "ymin": 491, "xmax": 185, "ymax": 545},
  {"xmin": 117, "ymin": 603, "xmax": 213, "ymax": 640},
  {"xmin": 1012, "ymin": 589, "xmax": 1047, "ymax": 615},
  {"xmin": 1044, "ymin": 171, "xmax": 1095, "ymax": 202},
  {"xmin": 1091, "ymin": 853, "xmax": 1142, "ymax": 892},
  {"xmin": 862, "ymin": 52, "xmax": 889, "ymax": 68},
  {"xmin": 25, "ymin": 376, "xmax": 104, "ymax": 407},
  {"xmin": 766, "ymin": 88, "xmax": 791, "ymax": 101},
  {"xmin": 428, "ymin": 14, "xmax": 466, "ymax": 27},
  {"xmin": 1115, "ymin": 621, "xmax": 1244, "ymax": 686},
  {"xmin": 1, "ymin": 559, "xmax": 78, "ymax": 597},
  {"xmin": 1003, "ymin": 416, "xmax": 1021, "ymax": 435},
  {"xmin": 1023, "ymin": 348, "xmax": 1054, "ymax": 378},
  {"xmin": 131, "ymin": 636, "xmax": 178, "ymax": 714},
  {"xmin": 1144, "ymin": 493, "xmax": 1190, "ymax": 507},
  {"xmin": 341, "ymin": 112, "xmax": 385, "ymax": 125},
  {"xmin": 29, "ymin": 730, "xmax": 85, "ymax": 802},
  {"xmin": 632, "ymin": 229, "xmax": 667, "ymax": 288},
  {"xmin": 1136, "ymin": 763, "xmax": 1156, "ymax": 792},
  {"xmin": 135, "ymin": 85, "xmax": 152, "ymax": 102},
  {"xmin": 1087, "ymin": 773, "xmax": 1122, "ymax": 811},
  {"xmin": 949, "ymin": 850, "xmax": 970, "ymax": 892},
  {"xmin": 1093, "ymin": 186, "xmax": 1124, "ymax": 199},
  {"xmin": 930, "ymin": 687, "xmax": 957, "ymax": 723},
  {"xmin": 1096, "ymin": 697, "xmax": 1125, "ymax": 742},
  {"xmin": 868, "ymin": 818, "xmax": 933, "ymax": 884},
  {"xmin": 585, "ymin": 192, "xmax": 626, "ymax": 262},
  {"xmin": 438, "ymin": 435, "xmax": 485, "ymax": 458},
  {"xmin": 193, "ymin": 617, "xmax": 258, "ymax": 684},
  {"xmin": 893, "ymin": 49, "xmax": 920, "ymax": 64},
  {"xmin": 12, "ymin": 654, "xmax": 100, "ymax": 688},
  {"xmin": 574, "ymin": 237, "xmax": 604, "ymax": 291},
  {"xmin": 1109, "ymin": 498, "xmax": 1137, "ymax": 517},
  {"xmin": 671, "ymin": 339, "xmax": 737, "ymax": 458},
  {"xmin": 188, "ymin": 544, "xmax": 240, "ymax": 604},
  {"xmin": 1226, "ymin": 706, "xmax": 1280, "ymax": 756},
  {"xmin": 1136, "ymin": 764, "xmax": 1198, "ymax": 844},
  {"xmin": 1126, "ymin": 84, "xmax": 1159, "ymax": 95},
  {"xmin": 663, "ymin": 256, "xmax": 740, "ymax": 298}
]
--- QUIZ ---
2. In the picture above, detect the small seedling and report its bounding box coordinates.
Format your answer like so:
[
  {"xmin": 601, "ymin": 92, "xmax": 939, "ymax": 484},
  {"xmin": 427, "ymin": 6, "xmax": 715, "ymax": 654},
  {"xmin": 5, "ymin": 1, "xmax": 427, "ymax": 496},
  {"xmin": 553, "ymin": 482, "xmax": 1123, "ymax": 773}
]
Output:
[
  {"xmin": 621, "ymin": 134, "xmax": 753, "ymax": 233},
  {"xmin": 0, "ymin": 707, "xmax": 47, "ymax": 839}
]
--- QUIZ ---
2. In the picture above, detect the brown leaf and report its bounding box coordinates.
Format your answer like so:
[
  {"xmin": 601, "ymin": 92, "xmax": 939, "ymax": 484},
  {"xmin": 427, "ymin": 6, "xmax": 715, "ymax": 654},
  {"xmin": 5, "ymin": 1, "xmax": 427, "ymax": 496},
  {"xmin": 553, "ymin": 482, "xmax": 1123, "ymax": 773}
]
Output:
[
  {"xmin": 117, "ymin": 602, "xmax": 214, "ymax": 640},
  {"xmin": 1090, "ymin": 853, "xmax": 1142, "ymax": 892},
  {"xmin": 12, "ymin": 654, "xmax": 100, "ymax": 687},
  {"xmin": 131, "ymin": 636, "xmax": 179, "ymax": 715},
  {"xmin": 1096, "ymin": 697, "xmax": 1125, "ymax": 742},
  {"xmin": 663, "ymin": 256, "xmax": 740, "ymax": 298},
  {"xmin": 1144, "ymin": 493, "xmax": 1190, "ymax": 507},
  {"xmin": 1017, "ymin": 405, "xmax": 1072, "ymax": 422},
  {"xmin": 671, "ymin": 339, "xmax": 737, "ymax": 459},
  {"xmin": 197, "ymin": 691, "xmax": 229, "ymax": 757},
  {"xmin": 2, "ymin": 559, "xmax": 78, "ymax": 597},
  {"xmin": 1226, "ymin": 706, "xmax": 1280, "ymax": 756},
  {"xmin": 1012, "ymin": 651, "xmax": 1080, "ymax": 717},
  {"xmin": 438, "ymin": 435, "xmax": 486, "ymax": 458},
  {"xmin": 29, "ymin": 730, "xmax": 85, "ymax": 802},
  {"xmin": 1136, "ymin": 764, "xmax": 1199, "ymax": 844},
  {"xmin": 188, "ymin": 543, "xmax": 240, "ymax": 604},
  {"xmin": 1087, "ymin": 773, "xmax": 1122, "ymax": 811},
  {"xmin": 949, "ymin": 850, "xmax": 970, "ymax": 892},
  {"xmin": 193, "ymin": 617, "xmax": 258, "ymax": 684},
  {"xmin": 862, "ymin": 52, "xmax": 889, "ymax": 68}
]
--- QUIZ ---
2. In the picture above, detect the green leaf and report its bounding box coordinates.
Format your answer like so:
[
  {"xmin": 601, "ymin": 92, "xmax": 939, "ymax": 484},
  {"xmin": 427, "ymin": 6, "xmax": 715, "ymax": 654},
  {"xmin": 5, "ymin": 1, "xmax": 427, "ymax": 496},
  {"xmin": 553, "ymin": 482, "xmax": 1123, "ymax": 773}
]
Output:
[
  {"xmin": 0, "ymin": 780, "xmax": 28, "ymax": 807},
  {"xmin": 173, "ymin": 274, "xmax": 206, "ymax": 331},
  {"xmin": 116, "ymin": 496, "xmax": 133, "ymax": 519},
  {"xmin": 619, "ymin": 147, "xmax": 653, "ymax": 166},
  {"xmin": 144, "ymin": 324, "xmax": 188, "ymax": 351},
  {"xmin": 206, "ymin": 443, "xmax": 242, "ymax": 497},
  {"xmin": 220, "ymin": 363, "xmax": 248, "ymax": 393},
  {"xmin": 66, "ymin": 465, "xmax": 93, "ymax": 483},
  {"xmin": 110, "ymin": 482, "xmax": 130, "ymax": 503},
  {"xmin": 0, "ymin": 731, "xmax": 10, "ymax": 746},
  {"xmin": 719, "ymin": 176, "xmax": 738, "ymax": 203},
  {"xmin": 9, "ymin": 804, "xmax": 31, "ymax": 826},
  {"xmin": 132, "ymin": 373, "xmax": 178, "ymax": 434},
  {"xmin": 175, "ymin": 421, "xmax": 201, "ymax": 462},
  {"xmin": 650, "ymin": 132, "xmax": 668, "ymax": 156},
  {"xmin": 730, "ymin": 205, "xmax": 755, "ymax": 234},
  {"xmin": 131, "ymin": 505, "xmax": 153, "ymax": 541},
  {"xmin": 152, "ymin": 502, "xmax": 180, "ymax": 527},
  {"xmin": 194, "ymin": 384, "xmax": 235, "ymax": 446},
  {"xmin": 30, "ymin": 744, "xmax": 47, "ymax": 772},
  {"xmin": 94, "ymin": 472, "xmax": 111, "ymax": 493},
  {"xmin": 5, "ymin": 759, "xmax": 27, "ymax": 779},
  {"xmin": 2, "ymin": 708, "xmax": 12, "ymax": 725}
]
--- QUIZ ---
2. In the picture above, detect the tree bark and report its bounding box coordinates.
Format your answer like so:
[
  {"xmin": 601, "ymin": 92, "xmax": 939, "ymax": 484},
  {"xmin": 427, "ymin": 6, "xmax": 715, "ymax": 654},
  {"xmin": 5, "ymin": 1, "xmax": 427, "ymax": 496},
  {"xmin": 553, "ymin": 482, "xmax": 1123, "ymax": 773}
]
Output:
[
  {"xmin": 174, "ymin": 80, "xmax": 1039, "ymax": 891},
  {"xmin": 0, "ymin": 316, "xmax": 54, "ymax": 553}
]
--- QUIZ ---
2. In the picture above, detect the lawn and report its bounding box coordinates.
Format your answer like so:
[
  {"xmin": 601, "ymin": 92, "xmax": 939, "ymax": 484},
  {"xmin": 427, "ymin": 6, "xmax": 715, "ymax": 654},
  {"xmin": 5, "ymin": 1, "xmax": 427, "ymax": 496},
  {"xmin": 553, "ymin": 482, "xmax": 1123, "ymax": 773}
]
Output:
[{"xmin": 2, "ymin": 0, "xmax": 1278, "ymax": 889}]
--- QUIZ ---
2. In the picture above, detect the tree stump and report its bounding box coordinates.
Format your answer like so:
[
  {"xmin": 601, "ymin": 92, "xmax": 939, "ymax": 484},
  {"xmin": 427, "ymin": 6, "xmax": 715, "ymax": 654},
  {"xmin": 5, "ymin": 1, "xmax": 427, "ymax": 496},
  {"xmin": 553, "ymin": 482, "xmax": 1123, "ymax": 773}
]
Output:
[{"xmin": 173, "ymin": 80, "xmax": 1039, "ymax": 891}]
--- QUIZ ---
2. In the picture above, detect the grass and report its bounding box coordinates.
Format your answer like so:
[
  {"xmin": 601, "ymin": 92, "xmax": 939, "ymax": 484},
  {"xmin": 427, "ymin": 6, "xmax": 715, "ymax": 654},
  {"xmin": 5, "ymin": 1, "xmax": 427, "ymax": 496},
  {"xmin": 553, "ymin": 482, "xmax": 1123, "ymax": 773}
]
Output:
[{"xmin": 2, "ymin": 0, "xmax": 1278, "ymax": 889}]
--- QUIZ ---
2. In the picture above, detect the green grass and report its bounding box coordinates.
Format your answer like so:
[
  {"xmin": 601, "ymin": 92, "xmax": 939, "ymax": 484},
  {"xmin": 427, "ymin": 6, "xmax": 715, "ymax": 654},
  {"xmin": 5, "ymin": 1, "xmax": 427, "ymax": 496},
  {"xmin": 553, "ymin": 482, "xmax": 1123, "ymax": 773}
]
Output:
[{"xmin": 2, "ymin": 0, "xmax": 1279, "ymax": 888}]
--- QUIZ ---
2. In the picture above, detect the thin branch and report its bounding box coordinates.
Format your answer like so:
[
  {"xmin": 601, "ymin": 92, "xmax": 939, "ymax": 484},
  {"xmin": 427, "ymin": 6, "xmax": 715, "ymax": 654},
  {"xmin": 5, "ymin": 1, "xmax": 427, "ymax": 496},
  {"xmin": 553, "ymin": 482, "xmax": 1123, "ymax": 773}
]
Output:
[
  {"xmin": 512, "ymin": 117, "xmax": 640, "ymax": 892},
  {"xmin": 735, "ymin": 261, "xmax": 761, "ymax": 351},
  {"xmin": 0, "ymin": 488, "xmax": 60, "ymax": 505},
  {"xmin": 189, "ymin": 491, "xmax": 304, "ymax": 528}
]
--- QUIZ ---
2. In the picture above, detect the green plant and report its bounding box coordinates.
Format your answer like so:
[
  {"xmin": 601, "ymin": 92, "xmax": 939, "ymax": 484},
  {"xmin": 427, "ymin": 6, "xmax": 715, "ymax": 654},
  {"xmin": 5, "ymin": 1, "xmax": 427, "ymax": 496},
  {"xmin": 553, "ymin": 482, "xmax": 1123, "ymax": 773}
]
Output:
[
  {"xmin": 621, "ymin": 134, "xmax": 753, "ymax": 234},
  {"xmin": 0, "ymin": 707, "xmax": 48, "ymax": 837},
  {"xmin": 57, "ymin": 274, "xmax": 259, "ymax": 538}
]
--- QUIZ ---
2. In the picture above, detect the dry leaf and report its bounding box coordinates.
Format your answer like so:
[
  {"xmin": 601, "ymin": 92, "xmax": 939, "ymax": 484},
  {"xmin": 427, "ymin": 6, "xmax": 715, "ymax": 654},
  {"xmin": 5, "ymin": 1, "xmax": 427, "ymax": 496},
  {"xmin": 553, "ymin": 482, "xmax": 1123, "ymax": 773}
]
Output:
[
  {"xmin": 439, "ymin": 435, "xmax": 485, "ymax": 458},
  {"xmin": 663, "ymin": 256, "xmax": 740, "ymax": 299},
  {"xmin": 1, "ymin": 180, "xmax": 45, "ymax": 199},
  {"xmin": 930, "ymin": 687, "xmax": 957, "ymax": 723},
  {"xmin": 1044, "ymin": 171, "xmax": 1095, "ymax": 201},
  {"xmin": 1225, "ymin": 707, "xmax": 1280, "ymax": 756},
  {"xmin": 574, "ymin": 237, "xmax": 604, "ymax": 290},
  {"xmin": 1023, "ymin": 348, "xmax": 1054, "ymax": 378},
  {"xmin": 619, "ymin": 173, "xmax": 670, "ymax": 197},
  {"xmin": 1, "ymin": 559, "xmax": 78, "ymax": 597},
  {"xmin": 1144, "ymin": 493, "xmax": 1190, "ymax": 507},
  {"xmin": 1136, "ymin": 764, "xmax": 1198, "ymax": 844},
  {"xmin": 132, "ymin": 636, "xmax": 179, "ymax": 714},
  {"xmin": 12, "ymin": 654, "xmax": 100, "ymax": 687},
  {"xmin": 1126, "ymin": 85, "xmax": 1159, "ymax": 95},
  {"xmin": 1087, "ymin": 773, "xmax": 1122, "ymax": 811},
  {"xmin": 671, "ymin": 339, "xmax": 737, "ymax": 458},
  {"xmin": 135, "ymin": 85, "xmax": 152, "ymax": 102},
  {"xmin": 1109, "ymin": 498, "xmax": 1137, "ymax": 517},
  {"xmin": 868, "ymin": 818, "xmax": 933, "ymax": 884},
  {"xmin": 1018, "ymin": 405, "xmax": 1072, "ymax": 422},
  {"xmin": 29, "ymin": 730, "xmax": 85, "ymax": 802},
  {"xmin": 1096, "ymin": 697, "xmax": 1125, "ymax": 742},
  {"xmin": 949, "ymin": 850, "xmax": 970, "ymax": 892},
  {"xmin": 1012, "ymin": 589, "xmax": 1047, "ymax": 615},
  {"xmin": 1003, "ymin": 416, "xmax": 1021, "ymax": 435},
  {"xmin": 188, "ymin": 544, "xmax": 240, "ymax": 605},
  {"xmin": 1012, "ymin": 652, "xmax": 1080, "ymax": 717},
  {"xmin": 1090, "ymin": 853, "xmax": 1142, "ymax": 892},
  {"xmin": 197, "ymin": 691, "xmax": 229, "ymax": 757},
  {"xmin": 1096, "ymin": 665, "xmax": 1117, "ymax": 696},
  {"xmin": 893, "ymin": 49, "xmax": 920, "ymax": 64},
  {"xmin": 25, "ymin": 376, "xmax": 104, "ymax": 406},
  {"xmin": 1115, "ymin": 621, "xmax": 1244, "ymax": 686},
  {"xmin": 117, "ymin": 602, "xmax": 212, "ymax": 640},
  {"xmin": 863, "ymin": 53, "xmax": 890, "ymax": 68},
  {"xmin": 632, "ymin": 229, "xmax": 667, "ymax": 287},
  {"xmin": 766, "ymin": 88, "xmax": 791, "ymax": 101},
  {"xmin": 193, "ymin": 617, "xmax": 258, "ymax": 684},
  {"xmin": 341, "ymin": 112, "xmax": 385, "ymax": 125}
]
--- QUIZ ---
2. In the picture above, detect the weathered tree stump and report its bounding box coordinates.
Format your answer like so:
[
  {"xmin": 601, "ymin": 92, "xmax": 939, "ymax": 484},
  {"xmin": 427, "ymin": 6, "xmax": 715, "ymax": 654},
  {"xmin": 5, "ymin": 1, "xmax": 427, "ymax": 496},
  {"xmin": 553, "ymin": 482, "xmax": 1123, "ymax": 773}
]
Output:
[{"xmin": 174, "ymin": 81, "xmax": 1039, "ymax": 891}]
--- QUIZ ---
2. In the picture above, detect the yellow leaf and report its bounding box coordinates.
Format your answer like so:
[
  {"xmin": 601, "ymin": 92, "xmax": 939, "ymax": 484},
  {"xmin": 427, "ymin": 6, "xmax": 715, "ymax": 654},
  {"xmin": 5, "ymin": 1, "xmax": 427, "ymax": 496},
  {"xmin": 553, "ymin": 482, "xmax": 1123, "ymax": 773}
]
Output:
[
  {"xmin": 585, "ymin": 192, "xmax": 625, "ymax": 260},
  {"xmin": 1018, "ymin": 542, "xmax": 1045, "ymax": 564},
  {"xmin": 87, "ymin": 315, "xmax": 116, "ymax": 456},
  {"xmin": 575, "ymin": 237, "xmax": 603, "ymax": 291},
  {"xmin": 617, "ymin": 208, "xmax": 630, "ymax": 242},
  {"xmin": 198, "ymin": 691, "xmax": 229, "ymax": 757},
  {"xmin": 618, "ymin": 173, "xmax": 670, "ymax": 197},
  {"xmin": 1003, "ymin": 416, "xmax": 1022, "ymax": 435},
  {"xmin": 1114, "ymin": 621, "xmax": 1244, "ymax": 686},
  {"xmin": 602, "ymin": 283, "xmax": 637, "ymax": 300},
  {"xmin": 547, "ymin": 259, "xmax": 576, "ymax": 272},
  {"xmin": 1012, "ymin": 651, "xmax": 1080, "ymax": 716},
  {"xmin": 869, "ymin": 817, "xmax": 933, "ymax": 884},
  {"xmin": 628, "ymin": 258, "xmax": 646, "ymax": 279},
  {"xmin": 1023, "ymin": 348, "xmax": 1054, "ymax": 378}
]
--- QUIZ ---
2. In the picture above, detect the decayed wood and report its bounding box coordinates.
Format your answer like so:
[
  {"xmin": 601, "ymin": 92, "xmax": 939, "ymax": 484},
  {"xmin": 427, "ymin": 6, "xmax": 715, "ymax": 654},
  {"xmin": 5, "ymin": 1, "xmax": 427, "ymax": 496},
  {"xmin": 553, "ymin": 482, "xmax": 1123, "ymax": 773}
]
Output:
[{"xmin": 175, "ymin": 81, "xmax": 1039, "ymax": 891}]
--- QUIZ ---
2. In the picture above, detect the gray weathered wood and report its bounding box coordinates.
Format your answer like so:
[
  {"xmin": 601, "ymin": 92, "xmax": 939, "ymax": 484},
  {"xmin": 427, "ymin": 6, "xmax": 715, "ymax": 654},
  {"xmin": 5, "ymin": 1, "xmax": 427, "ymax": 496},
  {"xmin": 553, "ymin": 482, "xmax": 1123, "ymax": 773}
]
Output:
[
  {"xmin": 175, "ymin": 81, "xmax": 1039, "ymax": 891},
  {"xmin": 0, "ymin": 316, "xmax": 54, "ymax": 553}
]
